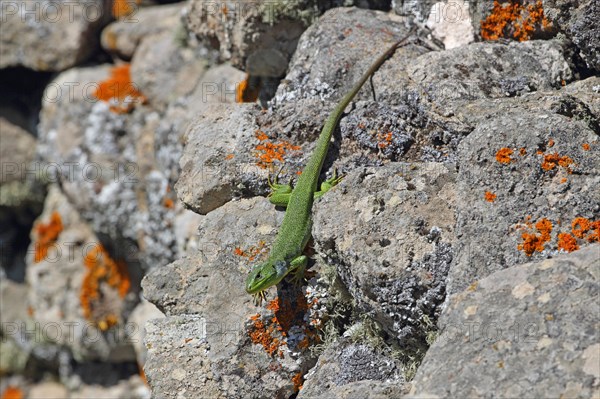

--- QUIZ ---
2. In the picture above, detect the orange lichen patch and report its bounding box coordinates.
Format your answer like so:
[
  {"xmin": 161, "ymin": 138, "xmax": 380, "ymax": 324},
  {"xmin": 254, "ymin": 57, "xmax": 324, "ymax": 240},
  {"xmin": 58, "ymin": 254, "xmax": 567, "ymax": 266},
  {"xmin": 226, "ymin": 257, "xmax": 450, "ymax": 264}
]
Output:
[
  {"xmin": 557, "ymin": 232, "xmax": 579, "ymax": 252},
  {"xmin": 255, "ymin": 130, "xmax": 269, "ymax": 141},
  {"xmin": 254, "ymin": 131, "xmax": 301, "ymax": 169},
  {"xmin": 292, "ymin": 372, "xmax": 304, "ymax": 392},
  {"xmin": 582, "ymin": 143, "xmax": 590, "ymax": 151},
  {"xmin": 93, "ymin": 64, "xmax": 146, "ymax": 114},
  {"xmin": 248, "ymin": 314, "xmax": 284, "ymax": 357},
  {"xmin": 80, "ymin": 244, "xmax": 130, "ymax": 330},
  {"xmin": 557, "ymin": 232, "xmax": 579, "ymax": 253},
  {"xmin": 481, "ymin": 0, "xmax": 551, "ymax": 42},
  {"xmin": 138, "ymin": 363, "xmax": 148, "ymax": 386},
  {"xmin": 163, "ymin": 198, "xmax": 174, "ymax": 209},
  {"xmin": 1, "ymin": 387, "xmax": 23, "ymax": 399},
  {"xmin": 249, "ymin": 293, "xmax": 319, "ymax": 358},
  {"xmin": 484, "ymin": 191, "xmax": 497, "ymax": 202},
  {"xmin": 267, "ymin": 294, "xmax": 309, "ymax": 336},
  {"xmin": 560, "ymin": 177, "xmax": 567, "ymax": 184},
  {"xmin": 547, "ymin": 138, "xmax": 555, "ymax": 148},
  {"xmin": 518, "ymin": 217, "xmax": 552, "ymax": 256},
  {"xmin": 496, "ymin": 147, "xmax": 514, "ymax": 164},
  {"xmin": 587, "ymin": 221, "xmax": 600, "ymax": 243},
  {"xmin": 234, "ymin": 240, "xmax": 267, "ymax": 263},
  {"xmin": 225, "ymin": 153, "xmax": 235, "ymax": 160},
  {"xmin": 541, "ymin": 152, "xmax": 573, "ymax": 172},
  {"xmin": 519, "ymin": 147, "xmax": 527, "ymax": 156},
  {"xmin": 571, "ymin": 217, "xmax": 591, "ymax": 239},
  {"xmin": 112, "ymin": 0, "xmax": 141, "ymax": 18},
  {"xmin": 33, "ymin": 211, "xmax": 63, "ymax": 263},
  {"xmin": 377, "ymin": 131, "xmax": 393, "ymax": 149},
  {"xmin": 236, "ymin": 74, "xmax": 260, "ymax": 103}
]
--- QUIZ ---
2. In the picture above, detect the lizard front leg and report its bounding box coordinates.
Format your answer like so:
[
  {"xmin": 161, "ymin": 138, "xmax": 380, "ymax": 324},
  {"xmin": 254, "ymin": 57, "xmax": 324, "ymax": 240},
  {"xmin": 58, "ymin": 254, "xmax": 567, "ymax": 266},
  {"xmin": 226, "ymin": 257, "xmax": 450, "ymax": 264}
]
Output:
[
  {"xmin": 314, "ymin": 170, "xmax": 343, "ymax": 200},
  {"xmin": 288, "ymin": 255, "xmax": 308, "ymax": 286}
]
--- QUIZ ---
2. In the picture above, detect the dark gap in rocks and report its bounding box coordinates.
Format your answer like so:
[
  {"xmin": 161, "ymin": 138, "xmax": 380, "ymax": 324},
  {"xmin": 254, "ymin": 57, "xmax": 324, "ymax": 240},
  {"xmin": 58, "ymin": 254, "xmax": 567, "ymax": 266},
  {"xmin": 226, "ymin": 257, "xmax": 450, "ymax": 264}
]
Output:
[{"xmin": 0, "ymin": 67, "xmax": 54, "ymax": 135}]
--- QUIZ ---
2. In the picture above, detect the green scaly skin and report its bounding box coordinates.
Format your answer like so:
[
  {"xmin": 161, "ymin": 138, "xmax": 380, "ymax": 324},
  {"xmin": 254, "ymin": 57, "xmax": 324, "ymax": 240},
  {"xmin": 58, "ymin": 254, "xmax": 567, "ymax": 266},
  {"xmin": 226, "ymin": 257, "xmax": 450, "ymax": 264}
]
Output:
[{"xmin": 245, "ymin": 34, "xmax": 412, "ymax": 304}]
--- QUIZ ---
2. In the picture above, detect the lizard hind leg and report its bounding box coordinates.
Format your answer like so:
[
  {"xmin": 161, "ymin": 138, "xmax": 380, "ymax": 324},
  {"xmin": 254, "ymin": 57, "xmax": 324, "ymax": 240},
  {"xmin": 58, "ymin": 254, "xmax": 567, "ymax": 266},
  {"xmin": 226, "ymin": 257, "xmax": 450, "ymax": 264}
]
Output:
[{"xmin": 268, "ymin": 164, "xmax": 293, "ymax": 206}]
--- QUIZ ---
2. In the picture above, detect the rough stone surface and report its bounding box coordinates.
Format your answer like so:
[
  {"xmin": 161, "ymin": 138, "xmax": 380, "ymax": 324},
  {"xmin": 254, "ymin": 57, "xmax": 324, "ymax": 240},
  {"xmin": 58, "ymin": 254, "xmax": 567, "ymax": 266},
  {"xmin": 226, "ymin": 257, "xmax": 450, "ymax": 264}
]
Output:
[
  {"xmin": 393, "ymin": 0, "xmax": 439, "ymax": 21},
  {"xmin": 37, "ymin": 65, "xmax": 191, "ymax": 271},
  {"xmin": 303, "ymin": 380, "xmax": 408, "ymax": 399},
  {"xmin": 186, "ymin": 1, "xmax": 392, "ymax": 76},
  {"xmin": 449, "ymin": 91, "xmax": 600, "ymax": 294},
  {"xmin": 0, "ymin": 0, "xmax": 110, "ymax": 71},
  {"xmin": 127, "ymin": 298, "xmax": 165, "ymax": 366},
  {"xmin": 175, "ymin": 103, "xmax": 265, "ymax": 215},
  {"xmin": 186, "ymin": 0, "xmax": 309, "ymax": 76},
  {"xmin": 100, "ymin": 3, "xmax": 185, "ymax": 60},
  {"xmin": 298, "ymin": 339, "xmax": 407, "ymax": 398},
  {"xmin": 25, "ymin": 185, "xmax": 138, "ymax": 361},
  {"xmin": 143, "ymin": 197, "xmax": 315, "ymax": 399},
  {"xmin": 3, "ymin": 0, "xmax": 599, "ymax": 396},
  {"xmin": 408, "ymin": 245, "xmax": 600, "ymax": 398},
  {"xmin": 130, "ymin": 29, "xmax": 209, "ymax": 110},
  {"xmin": 425, "ymin": 0, "xmax": 475, "ymax": 49},
  {"xmin": 313, "ymin": 162, "xmax": 456, "ymax": 351},
  {"xmin": 0, "ymin": 280, "xmax": 30, "ymax": 374},
  {"xmin": 544, "ymin": 0, "xmax": 600, "ymax": 73}
]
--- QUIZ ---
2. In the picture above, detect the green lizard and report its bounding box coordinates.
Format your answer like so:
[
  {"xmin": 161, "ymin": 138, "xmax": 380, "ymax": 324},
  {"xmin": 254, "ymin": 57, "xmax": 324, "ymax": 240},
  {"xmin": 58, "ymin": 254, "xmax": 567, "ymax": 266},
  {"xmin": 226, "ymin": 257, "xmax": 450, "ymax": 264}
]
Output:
[{"xmin": 245, "ymin": 33, "xmax": 413, "ymax": 304}]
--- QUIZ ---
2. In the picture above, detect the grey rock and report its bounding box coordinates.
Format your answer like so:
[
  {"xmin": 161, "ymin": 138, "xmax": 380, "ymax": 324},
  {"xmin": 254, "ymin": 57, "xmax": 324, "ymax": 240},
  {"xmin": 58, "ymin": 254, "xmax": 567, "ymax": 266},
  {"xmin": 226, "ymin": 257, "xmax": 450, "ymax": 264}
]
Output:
[
  {"xmin": 449, "ymin": 92, "xmax": 600, "ymax": 294},
  {"xmin": 175, "ymin": 103, "xmax": 266, "ymax": 215},
  {"xmin": 26, "ymin": 382, "xmax": 69, "ymax": 399},
  {"xmin": 425, "ymin": 0, "xmax": 475, "ymax": 49},
  {"xmin": 0, "ymin": 117, "xmax": 43, "ymax": 208},
  {"xmin": 403, "ymin": 40, "xmax": 573, "ymax": 104},
  {"xmin": 143, "ymin": 197, "xmax": 282, "ymax": 315},
  {"xmin": 545, "ymin": 0, "xmax": 600, "ymax": 72},
  {"xmin": 393, "ymin": 0, "xmax": 439, "ymax": 22},
  {"xmin": 37, "ymin": 65, "xmax": 189, "ymax": 270},
  {"xmin": 130, "ymin": 29, "xmax": 209, "ymax": 110},
  {"xmin": 186, "ymin": 2, "xmax": 392, "ymax": 77},
  {"xmin": 127, "ymin": 298, "xmax": 165, "ymax": 366},
  {"xmin": 408, "ymin": 245, "xmax": 600, "ymax": 398},
  {"xmin": 0, "ymin": 0, "xmax": 110, "ymax": 71},
  {"xmin": 0, "ymin": 118, "xmax": 36, "ymax": 185},
  {"xmin": 313, "ymin": 162, "xmax": 456, "ymax": 351},
  {"xmin": 143, "ymin": 197, "xmax": 314, "ymax": 398},
  {"xmin": 308, "ymin": 379, "xmax": 408, "ymax": 399},
  {"xmin": 153, "ymin": 63, "xmax": 247, "ymax": 206},
  {"xmin": 298, "ymin": 339, "xmax": 407, "ymax": 398},
  {"xmin": 186, "ymin": 0, "xmax": 309, "ymax": 76},
  {"xmin": 100, "ymin": 3, "xmax": 184, "ymax": 60},
  {"xmin": 25, "ymin": 185, "xmax": 138, "ymax": 362},
  {"xmin": 0, "ymin": 279, "xmax": 30, "ymax": 374},
  {"xmin": 561, "ymin": 76, "xmax": 600, "ymax": 118}
]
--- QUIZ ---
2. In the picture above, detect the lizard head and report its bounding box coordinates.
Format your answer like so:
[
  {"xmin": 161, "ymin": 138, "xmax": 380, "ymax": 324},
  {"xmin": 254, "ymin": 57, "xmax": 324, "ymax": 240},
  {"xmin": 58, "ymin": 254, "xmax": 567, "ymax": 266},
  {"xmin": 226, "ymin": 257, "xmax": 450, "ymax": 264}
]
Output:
[{"xmin": 245, "ymin": 259, "xmax": 288, "ymax": 297}]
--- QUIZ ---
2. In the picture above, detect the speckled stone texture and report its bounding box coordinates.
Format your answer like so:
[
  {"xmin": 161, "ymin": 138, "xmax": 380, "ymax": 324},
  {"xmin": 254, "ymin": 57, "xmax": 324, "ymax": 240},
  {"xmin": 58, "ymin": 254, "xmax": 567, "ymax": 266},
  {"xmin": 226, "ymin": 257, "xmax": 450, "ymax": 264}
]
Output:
[{"xmin": 408, "ymin": 245, "xmax": 600, "ymax": 398}]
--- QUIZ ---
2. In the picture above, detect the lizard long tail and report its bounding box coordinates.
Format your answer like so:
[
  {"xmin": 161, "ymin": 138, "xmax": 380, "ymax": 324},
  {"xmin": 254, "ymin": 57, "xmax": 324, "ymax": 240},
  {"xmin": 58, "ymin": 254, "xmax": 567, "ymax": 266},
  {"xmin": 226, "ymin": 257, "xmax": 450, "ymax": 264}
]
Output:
[{"xmin": 298, "ymin": 29, "xmax": 416, "ymax": 191}]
